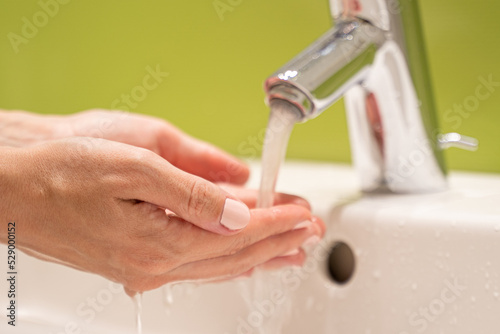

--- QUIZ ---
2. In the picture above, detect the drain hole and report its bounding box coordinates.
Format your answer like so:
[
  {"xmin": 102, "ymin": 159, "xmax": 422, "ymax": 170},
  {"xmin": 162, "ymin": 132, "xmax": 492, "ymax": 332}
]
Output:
[{"xmin": 327, "ymin": 242, "xmax": 355, "ymax": 284}]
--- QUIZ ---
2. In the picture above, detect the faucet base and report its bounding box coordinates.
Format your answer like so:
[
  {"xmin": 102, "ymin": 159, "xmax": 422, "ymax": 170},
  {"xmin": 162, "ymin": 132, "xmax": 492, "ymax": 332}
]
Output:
[{"xmin": 345, "ymin": 41, "xmax": 447, "ymax": 193}]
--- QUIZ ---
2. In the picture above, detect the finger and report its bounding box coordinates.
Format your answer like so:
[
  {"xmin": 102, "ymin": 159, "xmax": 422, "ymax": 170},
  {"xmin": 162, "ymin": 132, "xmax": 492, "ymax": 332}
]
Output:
[
  {"xmin": 257, "ymin": 249, "xmax": 307, "ymax": 271},
  {"xmin": 128, "ymin": 153, "xmax": 251, "ymax": 235},
  {"xmin": 148, "ymin": 204, "xmax": 314, "ymax": 265},
  {"xmin": 217, "ymin": 183, "xmax": 311, "ymax": 209},
  {"xmin": 115, "ymin": 205, "xmax": 321, "ymax": 291},
  {"xmin": 311, "ymin": 216, "xmax": 326, "ymax": 239},
  {"xmin": 157, "ymin": 123, "xmax": 250, "ymax": 185},
  {"xmin": 161, "ymin": 224, "xmax": 320, "ymax": 284},
  {"xmin": 209, "ymin": 252, "xmax": 306, "ymax": 283}
]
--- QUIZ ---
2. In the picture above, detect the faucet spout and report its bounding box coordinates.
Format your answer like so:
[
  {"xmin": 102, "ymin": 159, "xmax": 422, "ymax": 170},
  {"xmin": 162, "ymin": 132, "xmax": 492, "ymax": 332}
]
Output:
[
  {"xmin": 265, "ymin": 20, "xmax": 385, "ymax": 122},
  {"xmin": 263, "ymin": 0, "xmax": 478, "ymax": 193}
]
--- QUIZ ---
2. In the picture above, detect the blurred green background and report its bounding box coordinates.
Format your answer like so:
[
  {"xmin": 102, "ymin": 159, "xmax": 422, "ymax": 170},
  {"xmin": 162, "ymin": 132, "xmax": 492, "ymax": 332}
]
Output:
[{"xmin": 1, "ymin": 0, "xmax": 499, "ymax": 173}]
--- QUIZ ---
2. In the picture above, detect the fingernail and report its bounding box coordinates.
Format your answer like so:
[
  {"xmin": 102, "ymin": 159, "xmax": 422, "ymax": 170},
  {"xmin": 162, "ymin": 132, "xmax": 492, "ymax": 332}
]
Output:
[
  {"xmin": 302, "ymin": 235, "xmax": 321, "ymax": 248},
  {"xmin": 293, "ymin": 220, "xmax": 312, "ymax": 230},
  {"xmin": 220, "ymin": 198, "xmax": 251, "ymax": 231},
  {"xmin": 283, "ymin": 248, "xmax": 300, "ymax": 256}
]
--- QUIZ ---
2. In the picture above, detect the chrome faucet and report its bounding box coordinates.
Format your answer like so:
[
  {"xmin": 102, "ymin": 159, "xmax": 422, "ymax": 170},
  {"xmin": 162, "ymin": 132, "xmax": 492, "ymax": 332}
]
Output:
[{"xmin": 264, "ymin": 0, "xmax": 477, "ymax": 193}]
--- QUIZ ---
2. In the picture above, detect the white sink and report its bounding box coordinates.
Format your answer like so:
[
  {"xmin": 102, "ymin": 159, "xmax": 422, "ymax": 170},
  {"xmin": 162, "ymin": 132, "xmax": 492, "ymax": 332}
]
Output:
[{"xmin": 1, "ymin": 161, "xmax": 499, "ymax": 334}]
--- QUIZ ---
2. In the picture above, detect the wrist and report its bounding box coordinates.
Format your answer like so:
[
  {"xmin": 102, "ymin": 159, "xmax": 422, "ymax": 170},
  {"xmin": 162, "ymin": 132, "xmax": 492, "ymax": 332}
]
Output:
[
  {"xmin": 0, "ymin": 144, "xmax": 50, "ymax": 245},
  {"xmin": 0, "ymin": 110, "xmax": 71, "ymax": 147},
  {"xmin": 0, "ymin": 147, "xmax": 24, "ymax": 243}
]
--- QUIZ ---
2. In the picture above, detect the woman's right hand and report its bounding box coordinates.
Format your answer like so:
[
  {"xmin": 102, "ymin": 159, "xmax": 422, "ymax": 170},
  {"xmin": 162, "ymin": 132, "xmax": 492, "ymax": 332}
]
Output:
[{"xmin": 0, "ymin": 137, "xmax": 324, "ymax": 293}]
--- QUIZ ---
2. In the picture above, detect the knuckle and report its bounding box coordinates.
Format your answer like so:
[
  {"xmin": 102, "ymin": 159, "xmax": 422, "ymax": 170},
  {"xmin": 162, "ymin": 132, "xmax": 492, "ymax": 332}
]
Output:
[
  {"xmin": 121, "ymin": 148, "xmax": 162, "ymax": 181},
  {"xmin": 187, "ymin": 179, "xmax": 214, "ymax": 218},
  {"xmin": 126, "ymin": 146, "xmax": 156, "ymax": 165}
]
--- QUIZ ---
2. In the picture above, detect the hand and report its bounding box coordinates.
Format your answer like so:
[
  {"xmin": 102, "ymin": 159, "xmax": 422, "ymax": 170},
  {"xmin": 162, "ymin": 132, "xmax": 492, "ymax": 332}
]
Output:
[
  {"xmin": 0, "ymin": 109, "xmax": 250, "ymax": 185},
  {"xmin": 64, "ymin": 109, "xmax": 250, "ymax": 185},
  {"xmin": 0, "ymin": 138, "xmax": 324, "ymax": 293}
]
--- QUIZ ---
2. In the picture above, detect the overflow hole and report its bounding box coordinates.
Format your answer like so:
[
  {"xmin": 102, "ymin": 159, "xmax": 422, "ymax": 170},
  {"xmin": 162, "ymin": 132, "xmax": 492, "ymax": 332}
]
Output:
[{"xmin": 327, "ymin": 241, "xmax": 356, "ymax": 285}]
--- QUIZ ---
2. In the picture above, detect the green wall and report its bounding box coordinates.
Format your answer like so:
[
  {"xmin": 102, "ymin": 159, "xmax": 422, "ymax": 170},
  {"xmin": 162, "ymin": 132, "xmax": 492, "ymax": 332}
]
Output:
[{"xmin": 1, "ymin": 0, "xmax": 499, "ymax": 173}]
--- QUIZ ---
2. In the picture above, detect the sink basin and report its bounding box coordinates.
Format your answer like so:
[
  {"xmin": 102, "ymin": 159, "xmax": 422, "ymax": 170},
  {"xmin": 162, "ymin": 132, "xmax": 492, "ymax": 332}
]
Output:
[{"xmin": 1, "ymin": 161, "xmax": 499, "ymax": 334}]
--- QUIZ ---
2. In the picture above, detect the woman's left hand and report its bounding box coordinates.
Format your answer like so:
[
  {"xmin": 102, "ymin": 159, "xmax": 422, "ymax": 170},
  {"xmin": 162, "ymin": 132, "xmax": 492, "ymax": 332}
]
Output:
[
  {"xmin": 64, "ymin": 109, "xmax": 250, "ymax": 185},
  {"xmin": 0, "ymin": 109, "xmax": 250, "ymax": 185}
]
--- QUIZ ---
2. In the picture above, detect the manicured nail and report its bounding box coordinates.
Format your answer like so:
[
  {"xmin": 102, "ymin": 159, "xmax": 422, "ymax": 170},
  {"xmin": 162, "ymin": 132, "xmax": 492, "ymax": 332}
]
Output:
[
  {"xmin": 283, "ymin": 248, "xmax": 300, "ymax": 256},
  {"xmin": 302, "ymin": 235, "xmax": 321, "ymax": 248},
  {"xmin": 220, "ymin": 198, "xmax": 251, "ymax": 231},
  {"xmin": 293, "ymin": 220, "xmax": 312, "ymax": 230}
]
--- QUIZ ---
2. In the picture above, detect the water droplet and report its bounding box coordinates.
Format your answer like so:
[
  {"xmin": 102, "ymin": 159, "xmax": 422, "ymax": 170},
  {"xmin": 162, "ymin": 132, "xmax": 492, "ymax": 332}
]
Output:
[
  {"xmin": 163, "ymin": 283, "xmax": 175, "ymax": 316},
  {"xmin": 471, "ymin": 296, "xmax": 476, "ymax": 303},
  {"xmin": 485, "ymin": 283, "xmax": 491, "ymax": 291},
  {"xmin": 165, "ymin": 284, "xmax": 174, "ymax": 304},
  {"xmin": 372, "ymin": 270, "xmax": 381, "ymax": 279},
  {"xmin": 411, "ymin": 283, "xmax": 418, "ymax": 291},
  {"xmin": 495, "ymin": 225, "xmax": 500, "ymax": 232},
  {"xmin": 398, "ymin": 220, "xmax": 405, "ymax": 227}
]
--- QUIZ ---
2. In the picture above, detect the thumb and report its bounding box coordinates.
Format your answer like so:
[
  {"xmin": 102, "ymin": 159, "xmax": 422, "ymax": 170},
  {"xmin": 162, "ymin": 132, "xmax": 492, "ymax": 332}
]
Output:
[{"xmin": 133, "ymin": 156, "xmax": 251, "ymax": 235}]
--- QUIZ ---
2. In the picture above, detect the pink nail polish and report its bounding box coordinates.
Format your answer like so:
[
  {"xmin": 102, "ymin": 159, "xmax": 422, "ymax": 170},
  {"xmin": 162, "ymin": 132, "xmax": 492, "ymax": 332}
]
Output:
[
  {"xmin": 220, "ymin": 198, "xmax": 251, "ymax": 231},
  {"xmin": 293, "ymin": 220, "xmax": 312, "ymax": 230},
  {"xmin": 283, "ymin": 248, "xmax": 300, "ymax": 256}
]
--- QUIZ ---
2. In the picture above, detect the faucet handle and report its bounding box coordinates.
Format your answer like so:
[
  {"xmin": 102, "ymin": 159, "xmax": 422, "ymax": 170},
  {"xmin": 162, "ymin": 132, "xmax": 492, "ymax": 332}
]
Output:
[{"xmin": 438, "ymin": 133, "xmax": 479, "ymax": 151}]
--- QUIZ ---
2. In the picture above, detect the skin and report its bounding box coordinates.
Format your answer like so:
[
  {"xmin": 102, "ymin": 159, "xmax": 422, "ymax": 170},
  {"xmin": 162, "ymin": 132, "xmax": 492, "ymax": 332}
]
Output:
[
  {"xmin": 0, "ymin": 109, "xmax": 325, "ymax": 294},
  {"xmin": 342, "ymin": 0, "xmax": 362, "ymax": 17}
]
